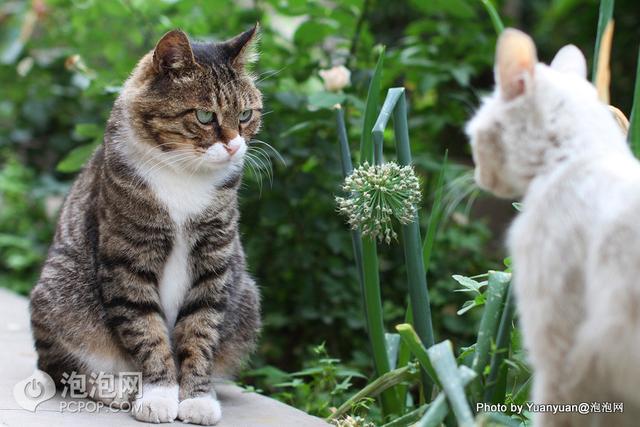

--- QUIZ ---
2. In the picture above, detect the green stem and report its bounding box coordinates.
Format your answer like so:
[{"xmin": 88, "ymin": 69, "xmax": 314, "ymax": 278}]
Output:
[
  {"xmin": 335, "ymin": 107, "xmax": 400, "ymax": 416},
  {"xmin": 392, "ymin": 91, "xmax": 435, "ymax": 347},
  {"xmin": 361, "ymin": 236, "xmax": 401, "ymax": 415}
]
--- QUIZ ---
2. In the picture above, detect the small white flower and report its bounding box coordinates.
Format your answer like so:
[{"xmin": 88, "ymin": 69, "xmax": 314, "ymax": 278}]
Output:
[
  {"xmin": 335, "ymin": 161, "xmax": 421, "ymax": 243},
  {"xmin": 319, "ymin": 65, "xmax": 351, "ymax": 92}
]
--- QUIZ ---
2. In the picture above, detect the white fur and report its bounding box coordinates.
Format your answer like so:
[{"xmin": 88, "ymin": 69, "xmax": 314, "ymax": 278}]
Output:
[
  {"xmin": 178, "ymin": 394, "xmax": 222, "ymax": 425},
  {"xmin": 160, "ymin": 229, "xmax": 191, "ymax": 328},
  {"xmin": 467, "ymin": 30, "xmax": 640, "ymax": 426},
  {"xmin": 117, "ymin": 121, "xmax": 246, "ymax": 331},
  {"xmin": 132, "ymin": 384, "xmax": 179, "ymax": 423}
]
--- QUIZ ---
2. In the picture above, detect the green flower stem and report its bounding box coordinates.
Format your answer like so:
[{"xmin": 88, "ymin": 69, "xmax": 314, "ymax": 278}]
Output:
[
  {"xmin": 592, "ymin": 0, "xmax": 615, "ymax": 83},
  {"xmin": 483, "ymin": 280, "xmax": 515, "ymax": 403},
  {"xmin": 327, "ymin": 362, "xmax": 418, "ymax": 421},
  {"xmin": 390, "ymin": 90, "xmax": 435, "ymax": 352},
  {"xmin": 373, "ymin": 88, "xmax": 436, "ymax": 398},
  {"xmin": 361, "ymin": 236, "xmax": 401, "ymax": 415},
  {"xmin": 335, "ymin": 106, "xmax": 401, "ymax": 417}
]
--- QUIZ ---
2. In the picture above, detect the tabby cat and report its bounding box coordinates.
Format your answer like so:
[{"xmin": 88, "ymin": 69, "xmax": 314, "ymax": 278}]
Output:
[
  {"xmin": 467, "ymin": 29, "xmax": 640, "ymax": 426},
  {"xmin": 29, "ymin": 26, "xmax": 262, "ymax": 425}
]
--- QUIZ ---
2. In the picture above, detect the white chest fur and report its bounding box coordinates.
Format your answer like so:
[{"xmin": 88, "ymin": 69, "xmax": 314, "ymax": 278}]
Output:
[{"xmin": 133, "ymin": 159, "xmax": 226, "ymax": 329}]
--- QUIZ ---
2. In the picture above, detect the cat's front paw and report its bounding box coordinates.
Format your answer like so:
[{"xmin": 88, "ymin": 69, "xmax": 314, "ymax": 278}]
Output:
[
  {"xmin": 132, "ymin": 384, "xmax": 179, "ymax": 423},
  {"xmin": 178, "ymin": 395, "xmax": 222, "ymax": 425}
]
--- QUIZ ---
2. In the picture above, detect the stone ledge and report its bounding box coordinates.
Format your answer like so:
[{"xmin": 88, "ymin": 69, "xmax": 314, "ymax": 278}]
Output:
[{"xmin": 0, "ymin": 289, "xmax": 330, "ymax": 427}]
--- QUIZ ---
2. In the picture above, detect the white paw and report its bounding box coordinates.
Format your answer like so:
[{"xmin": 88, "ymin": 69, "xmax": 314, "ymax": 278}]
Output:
[
  {"xmin": 178, "ymin": 395, "xmax": 222, "ymax": 425},
  {"xmin": 132, "ymin": 384, "xmax": 179, "ymax": 423}
]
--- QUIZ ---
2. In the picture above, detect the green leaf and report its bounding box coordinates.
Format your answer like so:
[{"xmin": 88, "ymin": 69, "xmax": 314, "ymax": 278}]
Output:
[
  {"xmin": 479, "ymin": 0, "xmax": 505, "ymax": 35},
  {"xmin": 293, "ymin": 19, "xmax": 338, "ymax": 46},
  {"xmin": 427, "ymin": 341, "xmax": 474, "ymax": 427},
  {"xmin": 360, "ymin": 49, "xmax": 385, "ymax": 164},
  {"xmin": 422, "ymin": 151, "xmax": 448, "ymax": 274},
  {"xmin": 73, "ymin": 123, "xmax": 102, "ymax": 139},
  {"xmin": 592, "ymin": 0, "xmax": 615, "ymax": 83},
  {"xmin": 395, "ymin": 323, "xmax": 440, "ymax": 387},
  {"xmin": 385, "ymin": 333, "xmax": 401, "ymax": 370},
  {"xmin": 56, "ymin": 142, "xmax": 99, "ymax": 173},
  {"xmin": 452, "ymin": 275, "xmax": 485, "ymax": 295}
]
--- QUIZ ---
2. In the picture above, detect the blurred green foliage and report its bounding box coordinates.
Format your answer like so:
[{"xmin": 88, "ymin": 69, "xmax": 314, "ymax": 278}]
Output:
[{"xmin": 1, "ymin": 0, "xmax": 638, "ymax": 405}]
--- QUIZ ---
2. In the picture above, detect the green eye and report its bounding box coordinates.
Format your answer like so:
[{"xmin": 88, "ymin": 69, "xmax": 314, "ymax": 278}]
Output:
[
  {"xmin": 196, "ymin": 110, "xmax": 214, "ymax": 124},
  {"xmin": 239, "ymin": 109, "xmax": 253, "ymax": 123}
]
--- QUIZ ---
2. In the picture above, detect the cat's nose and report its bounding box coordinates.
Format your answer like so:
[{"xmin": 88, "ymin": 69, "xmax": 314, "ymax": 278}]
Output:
[{"xmin": 224, "ymin": 135, "xmax": 244, "ymax": 156}]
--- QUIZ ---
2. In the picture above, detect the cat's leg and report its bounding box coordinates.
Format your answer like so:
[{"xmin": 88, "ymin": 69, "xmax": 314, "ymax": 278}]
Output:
[
  {"xmin": 210, "ymin": 278, "xmax": 261, "ymax": 379},
  {"xmin": 172, "ymin": 288, "xmax": 224, "ymax": 426},
  {"xmin": 172, "ymin": 271, "xmax": 260, "ymax": 425},
  {"xmin": 99, "ymin": 264, "xmax": 179, "ymax": 423}
]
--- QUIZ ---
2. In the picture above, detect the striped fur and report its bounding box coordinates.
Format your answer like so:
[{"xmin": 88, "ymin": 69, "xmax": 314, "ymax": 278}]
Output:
[{"xmin": 30, "ymin": 27, "xmax": 262, "ymax": 425}]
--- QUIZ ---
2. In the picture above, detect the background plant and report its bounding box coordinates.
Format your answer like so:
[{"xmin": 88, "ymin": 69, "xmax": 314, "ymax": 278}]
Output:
[{"xmin": 1, "ymin": 0, "xmax": 639, "ymax": 422}]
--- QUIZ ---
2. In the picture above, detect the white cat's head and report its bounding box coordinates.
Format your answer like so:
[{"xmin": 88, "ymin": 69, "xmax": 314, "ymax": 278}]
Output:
[{"xmin": 466, "ymin": 28, "xmax": 615, "ymax": 198}]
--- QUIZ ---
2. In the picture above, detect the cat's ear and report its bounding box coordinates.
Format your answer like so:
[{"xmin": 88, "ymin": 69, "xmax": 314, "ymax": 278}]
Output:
[
  {"xmin": 495, "ymin": 28, "xmax": 537, "ymax": 101},
  {"xmin": 550, "ymin": 45, "xmax": 587, "ymax": 78},
  {"xmin": 153, "ymin": 29, "xmax": 196, "ymax": 73},
  {"xmin": 220, "ymin": 23, "xmax": 260, "ymax": 71}
]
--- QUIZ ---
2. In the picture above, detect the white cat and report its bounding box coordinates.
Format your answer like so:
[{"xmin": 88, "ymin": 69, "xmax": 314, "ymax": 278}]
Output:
[{"xmin": 466, "ymin": 28, "xmax": 640, "ymax": 426}]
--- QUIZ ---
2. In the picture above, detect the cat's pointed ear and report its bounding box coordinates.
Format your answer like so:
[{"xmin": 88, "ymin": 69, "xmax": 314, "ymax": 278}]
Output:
[
  {"xmin": 153, "ymin": 29, "xmax": 195, "ymax": 73},
  {"xmin": 495, "ymin": 28, "xmax": 537, "ymax": 101},
  {"xmin": 220, "ymin": 23, "xmax": 260, "ymax": 71},
  {"xmin": 550, "ymin": 45, "xmax": 587, "ymax": 78}
]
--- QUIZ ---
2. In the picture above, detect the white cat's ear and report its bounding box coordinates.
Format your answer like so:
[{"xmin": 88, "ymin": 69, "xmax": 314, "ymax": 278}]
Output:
[
  {"xmin": 550, "ymin": 45, "xmax": 587, "ymax": 78},
  {"xmin": 495, "ymin": 28, "xmax": 537, "ymax": 101}
]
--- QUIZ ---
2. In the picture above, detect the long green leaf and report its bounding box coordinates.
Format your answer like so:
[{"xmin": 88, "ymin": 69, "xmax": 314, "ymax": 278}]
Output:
[
  {"xmin": 471, "ymin": 271, "xmax": 510, "ymax": 400},
  {"xmin": 396, "ymin": 323, "xmax": 440, "ymax": 387},
  {"xmin": 629, "ymin": 46, "xmax": 640, "ymax": 156},
  {"xmin": 479, "ymin": 0, "xmax": 504, "ymax": 35},
  {"xmin": 415, "ymin": 366, "xmax": 476, "ymax": 427},
  {"xmin": 427, "ymin": 341, "xmax": 475, "ymax": 427},
  {"xmin": 484, "ymin": 280, "xmax": 515, "ymax": 403},
  {"xmin": 391, "ymin": 89, "xmax": 435, "ymax": 350},
  {"xmin": 360, "ymin": 49, "xmax": 385, "ymax": 164},
  {"xmin": 422, "ymin": 151, "xmax": 448, "ymax": 275},
  {"xmin": 592, "ymin": 0, "xmax": 615, "ymax": 83}
]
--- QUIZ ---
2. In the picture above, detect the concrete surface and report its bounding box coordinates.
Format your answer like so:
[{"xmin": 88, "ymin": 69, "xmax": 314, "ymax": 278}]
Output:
[{"xmin": 0, "ymin": 289, "xmax": 330, "ymax": 427}]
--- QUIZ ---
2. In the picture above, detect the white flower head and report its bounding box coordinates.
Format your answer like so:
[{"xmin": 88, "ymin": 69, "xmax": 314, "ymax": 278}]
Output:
[
  {"xmin": 336, "ymin": 162, "xmax": 421, "ymax": 243},
  {"xmin": 319, "ymin": 65, "xmax": 351, "ymax": 92}
]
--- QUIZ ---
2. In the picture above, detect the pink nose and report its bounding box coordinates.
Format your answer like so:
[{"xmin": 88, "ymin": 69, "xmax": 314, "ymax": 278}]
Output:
[{"xmin": 224, "ymin": 143, "xmax": 239, "ymax": 156}]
